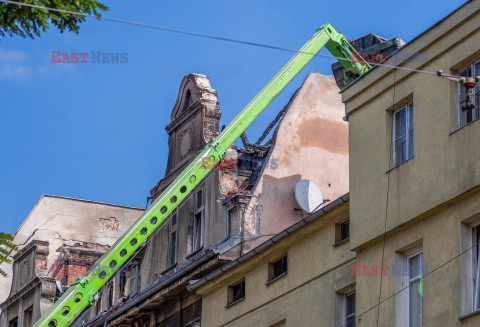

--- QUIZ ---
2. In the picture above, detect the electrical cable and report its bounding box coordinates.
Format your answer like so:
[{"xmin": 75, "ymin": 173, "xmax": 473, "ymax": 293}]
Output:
[
  {"xmin": 375, "ymin": 53, "xmax": 398, "ymax": 327},
  {"xmin": 340, "ymin": 239, "xmax": 480, "ymax": 327},
  {"xmin": 3, "ymin": 1, "xmax": 477, "ymax": 324},
  {"xmin": 0, "ymin": 0, "xmax": 465, "ymax": 81}
]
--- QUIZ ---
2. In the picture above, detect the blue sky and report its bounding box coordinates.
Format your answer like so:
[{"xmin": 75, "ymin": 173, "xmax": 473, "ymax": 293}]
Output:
[{"xmin": 0, "ymin": 0, "xmax": 465, "ymax": 234}]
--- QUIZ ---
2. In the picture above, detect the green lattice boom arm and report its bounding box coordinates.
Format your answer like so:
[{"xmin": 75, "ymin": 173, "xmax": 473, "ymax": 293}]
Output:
[{"xmin": 34, "ymin": 23, "xmax": 370, "ymax": 327}]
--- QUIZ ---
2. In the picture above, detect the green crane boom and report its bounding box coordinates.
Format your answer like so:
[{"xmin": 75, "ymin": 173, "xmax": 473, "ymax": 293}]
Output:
[{"xmin": 34, "ymin": 23, "xmax": 371, "ymax": 327}]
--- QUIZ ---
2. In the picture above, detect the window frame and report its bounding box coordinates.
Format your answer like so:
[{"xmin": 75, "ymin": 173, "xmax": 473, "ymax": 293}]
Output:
[
  {"xmin": 192, "ymin": 187, "xmax": 204, "ymax": 253},
  {"xmin": 226, "ymin": 280, "xmax": 245, "ymax": 307},
  {"xmin": 169, "ymin": 210, "xmax": 178, "ymax": 267},
  {"xmin": 406, "ymin": 250, "xmax": 423, "ymax": 327},
  {"xmin": 23, "ymin": 306, "xmax": 33, "ymax": 327},
  {"xmin": 266, "ymin": 256, "xmax": 288, "ymax": 285},
  {"xmin": 392, "ymin": 101, "xmax": 414, "ymax": 167},
  {"xmin": 226, "ymin": 207, "xmax": 233, "ymax": 239},
  {"xmin": 344, "ymin": 291, "xmax": 356, "ymax": 327},
  {"xmin": 472, "ymin": 225, "xmax": 480, "ymax": 311},
  {"xmin": 457, "ymin": 59, "xmax": 480, "ymax": 128},
  {"xmin": 9, "ymin": 317, "xmax": 18, "ymax": 327}
]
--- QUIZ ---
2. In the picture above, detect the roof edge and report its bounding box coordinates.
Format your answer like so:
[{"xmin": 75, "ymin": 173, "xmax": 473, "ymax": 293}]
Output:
[{"xmin": 187, "ymin": 193, "xmax": 350, "ymax": 292}]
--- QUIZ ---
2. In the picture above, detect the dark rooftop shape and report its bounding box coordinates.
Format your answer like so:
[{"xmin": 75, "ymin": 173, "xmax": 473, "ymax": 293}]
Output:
[{"xmin": 331, "ymin": 33, "xmax": 404, "ymax": 89}]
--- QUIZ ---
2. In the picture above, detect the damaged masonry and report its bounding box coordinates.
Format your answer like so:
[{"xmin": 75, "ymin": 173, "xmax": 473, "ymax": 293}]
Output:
[{"xmin": 0, "ymin": 29, "xmax": 406, "ymax": 327}]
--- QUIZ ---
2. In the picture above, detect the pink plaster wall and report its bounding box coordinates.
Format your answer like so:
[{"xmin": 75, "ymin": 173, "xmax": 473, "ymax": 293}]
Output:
[{"xmin": 245, "ymin": 73, "xmax": 349, "ymax": 249}]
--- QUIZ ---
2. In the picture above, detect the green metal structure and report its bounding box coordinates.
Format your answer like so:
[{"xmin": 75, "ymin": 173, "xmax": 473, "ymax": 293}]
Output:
[{"xmin": 34, "ymin": 23, "xmax": 371, "ymax": 327}]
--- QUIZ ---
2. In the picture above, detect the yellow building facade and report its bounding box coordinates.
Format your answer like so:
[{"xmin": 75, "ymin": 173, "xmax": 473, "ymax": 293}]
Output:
[
  {"xmin": 191, "ymin": 1, "xmax": 480, "ymax": 326},
  {"xmin": 343, "ymin": 1, "xmax": 480, "ymax": 326},
  {"xmin": 190, "ymin": 196, "xmax": 354, "ymax": 327}
]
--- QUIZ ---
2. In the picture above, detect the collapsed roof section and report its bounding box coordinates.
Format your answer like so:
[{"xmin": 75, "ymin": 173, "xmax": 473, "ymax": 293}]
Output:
[{"xmin": 331, "ymin": 33, "xmax": 405, "ymax": 88}]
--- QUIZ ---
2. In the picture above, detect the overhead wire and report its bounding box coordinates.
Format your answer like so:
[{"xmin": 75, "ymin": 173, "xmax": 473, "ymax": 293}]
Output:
[
  {"xmin": 340, "ymin": 238, "xmax": 480, "ymax": 327},
  {"xmin": 375, "ymin": 52, "xmax": 398, "ymax": 327},
  {"xmin": 0, "ymin": 0, "xmax": 465, "ymax": 81},
  {"xmin": 3, "ymin": 1, "xmax": 477, "ymax": 324}
]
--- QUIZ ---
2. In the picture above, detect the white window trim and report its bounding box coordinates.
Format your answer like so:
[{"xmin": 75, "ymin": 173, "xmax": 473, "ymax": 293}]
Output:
[
  {"xmin": 392, "ymin": 101, "xmax": 414, "ymax": 167},
  {"xmin": 471, "ymin": 224, "xmax": 480, "ymax": 311},
  {"xmin": 406, "ymin": 250, "xmax": 423, "ymax": 327},
  {"xmin": 457, "ymin": 59, "xmax": 480, "ymax": 128}
]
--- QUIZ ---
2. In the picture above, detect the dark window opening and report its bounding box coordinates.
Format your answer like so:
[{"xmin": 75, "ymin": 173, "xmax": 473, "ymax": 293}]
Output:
[
  {"xmin": 335, "ymin": 220, "xmax": 350, "ymax": 245},
  {"xmin": 193, "ymin": 212, "xmax": 202, "ymax": 251},
  {"xmin": 138, "ymin": 315, "xmax": 150, "ymax": 327},
  {"xmin": 340, "ymin": 221, "xmax": 350, "ymax": 241},
  {"xmin": 24, "ymin": 306, "xmax": 33, "ymax": 327},
  {"xmin": 169, "ymin": 231, "xmax": 177, "ymax": 266},
  {"xmin": 268, "ymin": 256, "xmax": 287, "ymax": 283},
  {"xmin": 228, "ymin": 281, "xmax": 245, "ymax": 305},
  {"xmin": 9, "ymin": 317, "xmax": 18, "ymax": 327},
  {"xmin": 107, "ymin": 282, "xmax": 114, "ymax": 308},
  {"xmin": 196, "ymin": 189, "xmax": 203, "ymax": 210},
  {"xmin": 169, "ymin": 210, "xmax": 178, "ymax": 266},
  {"xmin": 180, "ymin": 89, "xmax": 193, "ymax": 115},
  {"xmin": 189, "ymin": 187, "xmax": 204, "ymax": 254},
  {"xmin": 95, "ymin": 292, "xmax": 102, "ymax": 314},
  {"xmin": 273, "ymin": 257, "xmax": 287, "ymax": 277},
  {"xmin": 119, "ymin": 269, "xmax": 127, "ymax": 298}
]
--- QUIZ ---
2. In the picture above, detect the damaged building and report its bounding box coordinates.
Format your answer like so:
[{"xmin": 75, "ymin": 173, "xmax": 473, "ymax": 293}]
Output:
[
  {"xmin": 0, "ymin": 195, "xmax": 144, "ymax": 327},
  {"xmin": 73, "ymin": 65, "xmax": 353, "ymax": 326},
  {"xmin": 3, "ymin": 27, "xmax": 404, "ymax": 326}
]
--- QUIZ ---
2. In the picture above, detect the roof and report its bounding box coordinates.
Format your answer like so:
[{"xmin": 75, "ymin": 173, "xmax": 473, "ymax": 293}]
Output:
[
  {"xmin": 12, "ymin": 194, "xmax": 144, "ymax": 239},
  {"xmin": 340, "ymin": 0, "xmax": 474, "ymax": 93},
  {"xmin": 42, "ymin": 194, "xmax": 145, "ymax": 210},
  {"xmin": 187, "ymin": 193, "xmax": 349, "ymax": 291},
  {"xmin": 80, "ymin": 248, "xmax": 220, "ymax": 327}
]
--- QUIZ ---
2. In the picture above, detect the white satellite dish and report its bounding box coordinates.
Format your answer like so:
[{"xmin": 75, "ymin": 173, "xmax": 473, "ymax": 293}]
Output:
[{"xmin": 295, "ymin": 179, "xmax": 324, "ymax": 213}]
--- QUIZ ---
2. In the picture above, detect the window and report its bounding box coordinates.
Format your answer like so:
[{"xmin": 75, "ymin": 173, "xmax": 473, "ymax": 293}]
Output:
[
  {"xmin": 169, "ymin": 210, "xmax": 178, "ymax": 266},
  {"xmin": 190, "ymin": 187, "xmax": 204, "ymax": 253},
  {"xmin": 226, "ymin": 207, "xmax": 233, "ymax": 239},
  {"xmin": 227, "ymin": 281, "xmax": 245, "ymax": 306},
  {"xmin": 119, "ymin": 269, "xmax": 127, "ymax": 298},
  {"xmin": 269, "ymin": 320, "xmax": 286, "ymax": 327},
  {"xmin": 138, "ymin": 315, "xmax": 151, "ymax": 327},
  {"xmin": 345, "ymin": 291, "xmax": 356, "ymax": 327},
  {"xmin": 341, "ymin": 221, "xmax": 350, "ymax": 241},
  {"xmin": 95, "ymin": 291, "xmax": 102, "ymax": 314},
  {"xmin": 9, "ymin": 318, "xmax": 18, "ymax": 327},
  {"xmin": 335, "ymin": 221, "xmax": 350, "ymax": 245},
  {"xmin": 126, "ymin": 262, "xmax": 139, "ymax": 296},
  {"xmin": 24, "ymin": 307, "xmax": 33, "ymax": 327},
  {"xmin": 458, "ymin": 60, "xmax": 480, "ymax": 127},
  {"xmin": 226, "ymin": 207, "xmax": 240, "ymax": 239},
  {"xmin": 407, "ymin": 251, "xmax": 423, "ymax": 327},
  {"xmin": 393, "ymin": 102, "xmax": 414, "ymax": 166},
  {"xmin": 472, "ymin": 226, "xmax": 480, "ymax": 310},
  {"xmin": 268, "ymin": 256, "xmax": 287, "ymax": 283},
  {"xmin": 107, "ymin": 281, "xmax": 114, "ymax": 309}
]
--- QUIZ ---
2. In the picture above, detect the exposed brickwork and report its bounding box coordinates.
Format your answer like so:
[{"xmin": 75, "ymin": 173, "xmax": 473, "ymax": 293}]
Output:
[{"xmin": 98, "ymin": 217, "xmax": 120, "ymax": 232}]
